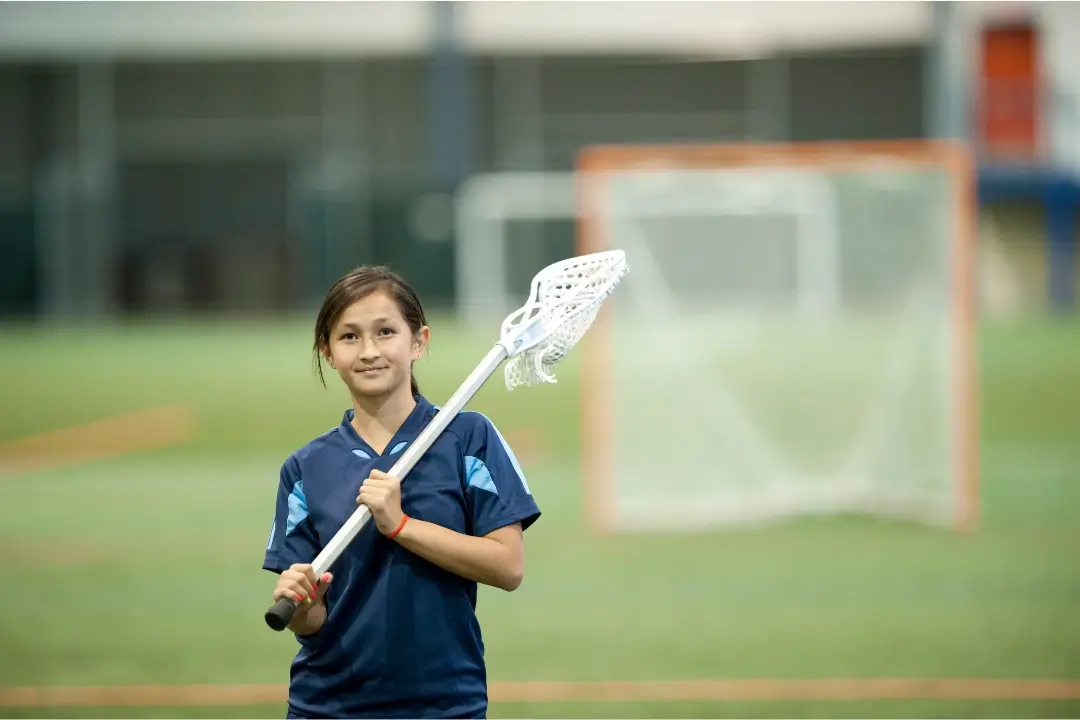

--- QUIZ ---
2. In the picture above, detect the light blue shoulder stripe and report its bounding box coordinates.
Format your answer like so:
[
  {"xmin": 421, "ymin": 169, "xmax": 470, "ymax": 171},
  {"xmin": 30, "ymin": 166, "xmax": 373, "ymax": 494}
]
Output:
[
  {"xmin": 460, "ymin": 410, "xmax": 531, "ymax": 495},
  {"xmin": 286, "ymin": 480, "xmax": 309, "ymax": 535},
  {"xmin": 464, "ymin": 455, "xmax": 499, "ymax": 495}
]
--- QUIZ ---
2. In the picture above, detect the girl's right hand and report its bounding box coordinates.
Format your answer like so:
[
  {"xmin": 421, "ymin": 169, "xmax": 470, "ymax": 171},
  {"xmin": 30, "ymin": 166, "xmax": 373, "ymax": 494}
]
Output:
[{"xmin": 273, "ymin": 563, "xmax": 333, "ymax": 611}]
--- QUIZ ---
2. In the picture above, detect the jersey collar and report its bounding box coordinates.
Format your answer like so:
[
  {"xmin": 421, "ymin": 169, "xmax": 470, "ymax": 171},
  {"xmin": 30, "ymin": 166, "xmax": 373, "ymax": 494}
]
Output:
[{"xmin": 337, "ymin": 394, "xmax": 436, "ymax": 458}]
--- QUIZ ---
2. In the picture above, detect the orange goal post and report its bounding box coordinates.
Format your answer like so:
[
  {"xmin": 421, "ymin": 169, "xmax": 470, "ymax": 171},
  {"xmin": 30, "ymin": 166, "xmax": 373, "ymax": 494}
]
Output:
[{"xmin": 575, "ymin": 140, "xmax": 978, "ymax": 534}]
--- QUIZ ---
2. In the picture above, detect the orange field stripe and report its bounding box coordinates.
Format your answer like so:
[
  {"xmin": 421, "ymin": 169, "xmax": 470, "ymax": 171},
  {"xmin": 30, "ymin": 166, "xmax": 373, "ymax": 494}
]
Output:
[
  {"xmin": 2, "ymin": 679, "xmax": 1079, "ymax": 707},
  {"xmin": 0, "ymin": 404, "xmax": 195, "ymax": 478}
]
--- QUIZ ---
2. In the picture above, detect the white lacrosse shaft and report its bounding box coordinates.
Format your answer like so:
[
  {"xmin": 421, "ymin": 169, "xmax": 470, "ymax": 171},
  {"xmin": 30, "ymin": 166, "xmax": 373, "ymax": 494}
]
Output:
[
  {"xmin": 264, "ymin": 345, "xmax": 508, "ymax": 630},
  {"xmin": 312, "ymin": 343, "xmax": 508, "ymax": 576},
  {"xmin": 265, "ymin": 249, "xmax": 627, "ymax": 631}
]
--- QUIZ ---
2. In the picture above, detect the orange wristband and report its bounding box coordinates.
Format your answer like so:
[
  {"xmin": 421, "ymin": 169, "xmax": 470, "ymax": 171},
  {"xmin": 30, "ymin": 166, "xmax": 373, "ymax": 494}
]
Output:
[{"xmin": 386, "ymin": 514, "xmax": 409, "ymax": 541}]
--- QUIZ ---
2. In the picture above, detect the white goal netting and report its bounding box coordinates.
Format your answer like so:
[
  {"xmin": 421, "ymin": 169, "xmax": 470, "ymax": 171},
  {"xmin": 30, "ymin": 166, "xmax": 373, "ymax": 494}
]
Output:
[{"xmin": 583, "ymin": 157, "xmax": 971, "ymax": 532}]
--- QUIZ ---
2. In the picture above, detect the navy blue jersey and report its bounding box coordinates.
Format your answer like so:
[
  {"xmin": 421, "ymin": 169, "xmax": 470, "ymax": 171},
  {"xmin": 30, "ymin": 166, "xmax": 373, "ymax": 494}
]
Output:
[{"xmin": 263, "ymin": 395, "xmax": 541, "ymax": 719}]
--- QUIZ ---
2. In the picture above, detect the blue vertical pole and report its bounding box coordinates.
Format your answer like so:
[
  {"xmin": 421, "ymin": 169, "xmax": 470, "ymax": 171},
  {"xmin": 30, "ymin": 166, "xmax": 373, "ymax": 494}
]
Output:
[
  {"xmin": 429, "ymin": 1, "xmax": 471, "ymax": 190},
  {"xmin": 75, "ymin": 62, "xmax": 117, "ymax": 318},
  {"xmin": 926, "ymin": 1, "xmax": 965, "ymax": 140}
]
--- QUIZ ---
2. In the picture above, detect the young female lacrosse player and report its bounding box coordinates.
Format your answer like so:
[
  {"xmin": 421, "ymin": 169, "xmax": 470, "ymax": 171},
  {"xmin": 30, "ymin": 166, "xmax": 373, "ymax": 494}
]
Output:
[{"xmin": 263, "ymin": 266, "xmax": 541, "ymax": 719}]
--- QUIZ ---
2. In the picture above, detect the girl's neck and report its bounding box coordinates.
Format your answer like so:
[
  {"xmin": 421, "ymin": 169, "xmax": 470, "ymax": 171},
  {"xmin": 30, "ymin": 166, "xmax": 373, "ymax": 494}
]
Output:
[{"xmin": 350, "ymin": 388, "xmax": 416, "ymax": 453}]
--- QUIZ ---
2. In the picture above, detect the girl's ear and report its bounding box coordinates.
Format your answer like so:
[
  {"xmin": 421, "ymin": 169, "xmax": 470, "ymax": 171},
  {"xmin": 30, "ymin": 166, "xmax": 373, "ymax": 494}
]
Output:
[
  {"xmin": 412, "ymin": 326, "xmax": 431, "ymax": 360},
  {"xmin": 318, "ymin": 340, "xmax": 335, "ymax": 369}
]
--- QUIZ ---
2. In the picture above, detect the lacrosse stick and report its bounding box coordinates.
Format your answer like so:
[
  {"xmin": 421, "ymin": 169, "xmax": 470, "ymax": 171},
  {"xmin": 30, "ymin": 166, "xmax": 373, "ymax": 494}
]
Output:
[{"xmin": 265, "ymin": 249, "xmax": 628, "ymax": 630}]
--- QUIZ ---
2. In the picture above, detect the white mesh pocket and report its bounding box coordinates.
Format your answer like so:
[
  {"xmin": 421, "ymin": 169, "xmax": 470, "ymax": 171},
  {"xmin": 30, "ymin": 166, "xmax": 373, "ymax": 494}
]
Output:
[{"xmin": 503, "ymin": 251, "xmax": 628, "ymax": 391}]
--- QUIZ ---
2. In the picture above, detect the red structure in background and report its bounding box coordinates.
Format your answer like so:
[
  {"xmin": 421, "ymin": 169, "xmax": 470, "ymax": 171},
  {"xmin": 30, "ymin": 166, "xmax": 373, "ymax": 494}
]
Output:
[
  {"xmin": 977, "ymin": 21, "xmax": 1042, "ymax": 160},
  {"xmin": 974, "ymin": 14, "xmax": 1077, "ymax": 314}
]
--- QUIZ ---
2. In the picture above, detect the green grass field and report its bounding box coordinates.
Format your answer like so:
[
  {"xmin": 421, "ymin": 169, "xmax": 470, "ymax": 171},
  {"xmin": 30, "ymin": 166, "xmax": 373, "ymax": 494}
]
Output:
[{"xmin": 1, "ymin": 314, "xmax": 1078, "ymax": 718}]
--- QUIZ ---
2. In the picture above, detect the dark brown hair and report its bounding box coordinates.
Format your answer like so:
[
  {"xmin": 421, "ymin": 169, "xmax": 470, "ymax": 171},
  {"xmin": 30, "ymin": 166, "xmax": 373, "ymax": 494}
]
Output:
[{"xmin": 313, "ymin": 265, "xmax": 428, "ymax": 396}]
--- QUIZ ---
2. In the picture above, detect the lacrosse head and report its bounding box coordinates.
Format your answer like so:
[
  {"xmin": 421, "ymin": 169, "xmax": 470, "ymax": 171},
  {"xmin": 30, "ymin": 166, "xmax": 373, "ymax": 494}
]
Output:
[{"xmin": 500, "ymin": 250, "xmax": 629, "ymax": 391}]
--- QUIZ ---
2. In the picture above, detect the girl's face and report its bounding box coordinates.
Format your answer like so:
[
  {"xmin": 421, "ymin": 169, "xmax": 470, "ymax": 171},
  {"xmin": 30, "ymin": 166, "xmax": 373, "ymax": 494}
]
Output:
[{"xmin": 322, "ymin": 290, "xmax": 428, "ymax": 401}]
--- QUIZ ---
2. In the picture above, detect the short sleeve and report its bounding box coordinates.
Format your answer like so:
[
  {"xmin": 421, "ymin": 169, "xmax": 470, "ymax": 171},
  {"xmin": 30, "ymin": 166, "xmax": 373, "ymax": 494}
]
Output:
[
  {"xmin": 461, "ymin": 414, "xmax": 541, "ymax": 538},
  {"xmin": 263, "ymin": 455, "xmax": 322, "ymax": 573}
]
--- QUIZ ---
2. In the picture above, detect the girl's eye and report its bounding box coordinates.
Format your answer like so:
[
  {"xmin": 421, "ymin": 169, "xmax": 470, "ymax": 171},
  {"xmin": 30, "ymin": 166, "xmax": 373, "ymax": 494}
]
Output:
[
  {"xmin": 341, "ymin": 333, "xmax": 357, "ymax": 341},
  {"xmin": 379, "ymin": 328, "xmax": 395, "ymax": 337}
]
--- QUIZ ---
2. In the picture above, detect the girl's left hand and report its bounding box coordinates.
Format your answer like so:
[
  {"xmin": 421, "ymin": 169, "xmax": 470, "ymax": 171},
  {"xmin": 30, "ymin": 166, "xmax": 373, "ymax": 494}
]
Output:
[{"xmin": 357, "ymin": 469, "xmax": 406, "ymax": 536}]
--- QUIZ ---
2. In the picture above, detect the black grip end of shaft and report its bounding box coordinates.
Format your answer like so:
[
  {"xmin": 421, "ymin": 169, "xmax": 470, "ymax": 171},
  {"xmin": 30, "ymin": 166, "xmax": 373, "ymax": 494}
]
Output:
[{"xmin": 265, "ymin": 596, "xmax": 299, "ymax": 631}]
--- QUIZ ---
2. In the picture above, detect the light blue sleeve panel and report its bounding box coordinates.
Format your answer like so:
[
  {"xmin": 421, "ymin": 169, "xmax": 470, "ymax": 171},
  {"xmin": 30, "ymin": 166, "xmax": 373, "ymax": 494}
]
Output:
[
  {"xmin": 263, "ymin": 454, "xmax": 322, "ymax": 573},
  {"xmin": 460, "ymin": 412, "xmax": 541, "ymax": 538}
]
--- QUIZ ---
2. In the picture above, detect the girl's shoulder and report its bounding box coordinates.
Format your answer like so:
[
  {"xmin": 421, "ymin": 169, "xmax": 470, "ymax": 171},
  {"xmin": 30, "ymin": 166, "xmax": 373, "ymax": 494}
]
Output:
[{"xmin": 444, "ymin": 409, "xmax": 503, "ymax": 446}]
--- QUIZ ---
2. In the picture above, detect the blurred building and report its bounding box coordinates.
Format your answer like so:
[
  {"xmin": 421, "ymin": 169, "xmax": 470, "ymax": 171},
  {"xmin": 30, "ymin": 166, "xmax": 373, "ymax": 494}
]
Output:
[{"xmin": 0, "ymin": 1, "xmax": 1075, "ymax": 319}]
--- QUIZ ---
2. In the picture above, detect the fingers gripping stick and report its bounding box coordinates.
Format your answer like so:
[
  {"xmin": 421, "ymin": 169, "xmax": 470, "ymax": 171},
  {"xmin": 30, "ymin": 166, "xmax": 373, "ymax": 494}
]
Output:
[{"xmin": 264, "ymin": 250, "xmax": 628, "ymax": 630}]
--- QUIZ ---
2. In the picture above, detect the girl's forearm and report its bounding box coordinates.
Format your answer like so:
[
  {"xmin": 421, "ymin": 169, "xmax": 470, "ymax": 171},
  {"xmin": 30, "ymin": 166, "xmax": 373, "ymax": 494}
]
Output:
[
  {"xmin": 288, "ymin": 599, "xmax": 327, "ymax": 636},
  {"xmin": 393, "ymin": 518, "xmax": 523, "ymax": 591}
]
